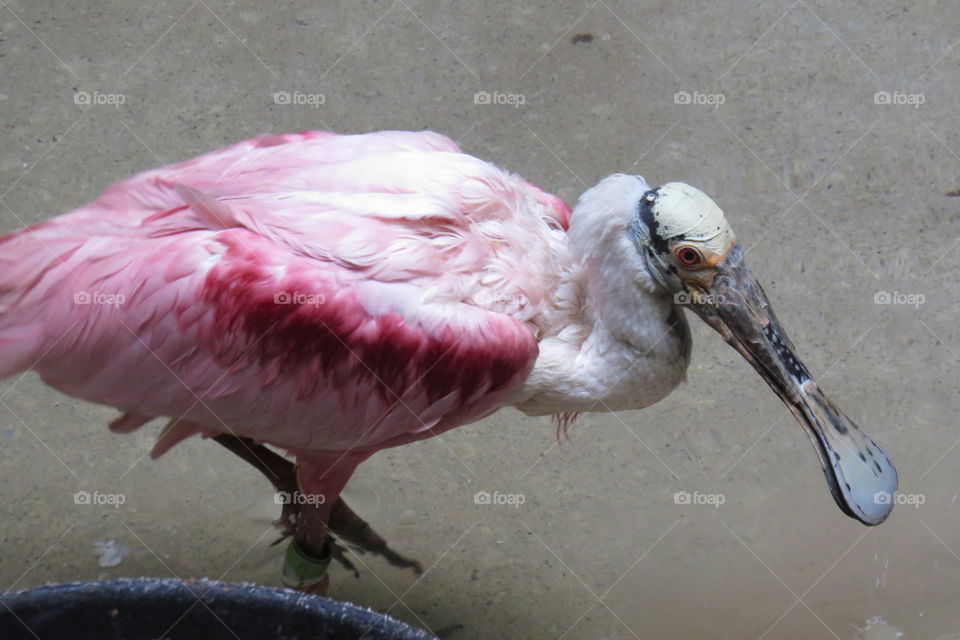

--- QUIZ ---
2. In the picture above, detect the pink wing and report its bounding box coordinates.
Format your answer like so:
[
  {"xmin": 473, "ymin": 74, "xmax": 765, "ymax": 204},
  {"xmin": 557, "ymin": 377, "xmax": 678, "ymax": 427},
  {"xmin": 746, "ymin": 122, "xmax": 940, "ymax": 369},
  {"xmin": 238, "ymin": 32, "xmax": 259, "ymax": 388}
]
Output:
[{"xmin": 0, "ymin": 131, "xmax": 570, "ymax": 461}]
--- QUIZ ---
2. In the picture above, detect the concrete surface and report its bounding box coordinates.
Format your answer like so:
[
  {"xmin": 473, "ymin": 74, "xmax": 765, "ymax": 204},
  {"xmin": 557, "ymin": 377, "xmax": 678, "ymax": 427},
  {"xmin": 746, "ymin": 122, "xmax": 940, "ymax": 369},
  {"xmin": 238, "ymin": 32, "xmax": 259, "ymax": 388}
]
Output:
[{"xmin": 2, "ymin": 1, "xmax": 960, "ymax": 638}]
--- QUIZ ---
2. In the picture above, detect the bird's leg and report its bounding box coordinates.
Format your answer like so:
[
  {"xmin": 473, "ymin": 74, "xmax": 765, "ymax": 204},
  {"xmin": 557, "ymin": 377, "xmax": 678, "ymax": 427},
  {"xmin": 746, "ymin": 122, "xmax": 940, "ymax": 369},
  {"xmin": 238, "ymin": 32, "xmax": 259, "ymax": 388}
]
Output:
[
  {"xmin": 212, "ymin": 436, "xmax": 421, "ymax": 588},
  {"xmin": 211, "ymin": 434, "xmax": 298, "ymax": 537},
  {"xmin": 212, "ymin": 435, "xmax": 340, "ymax": 593},
  {"xmin": 286, "ymin": 499, "xmax": 338, "ymax": 593}
]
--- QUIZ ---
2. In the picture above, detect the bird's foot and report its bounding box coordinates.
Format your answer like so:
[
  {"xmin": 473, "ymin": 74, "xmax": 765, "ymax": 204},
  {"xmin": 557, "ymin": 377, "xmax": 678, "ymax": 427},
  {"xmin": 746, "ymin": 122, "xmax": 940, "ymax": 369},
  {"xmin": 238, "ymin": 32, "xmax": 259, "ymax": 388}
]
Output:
[
  {"xmin": 211, "ymin": 435, "xmax": 422, "ymax": 581},
  {"xmin": 328, "ymin": 497, "xmax": 423, "ymax": 575},
  {"xmin": 326, "ymin": 537, "xmax": 360, "ymax": 578},
  {"xmin": 278, "ymin": 498, "xmax": 420, "ymax": 584}
]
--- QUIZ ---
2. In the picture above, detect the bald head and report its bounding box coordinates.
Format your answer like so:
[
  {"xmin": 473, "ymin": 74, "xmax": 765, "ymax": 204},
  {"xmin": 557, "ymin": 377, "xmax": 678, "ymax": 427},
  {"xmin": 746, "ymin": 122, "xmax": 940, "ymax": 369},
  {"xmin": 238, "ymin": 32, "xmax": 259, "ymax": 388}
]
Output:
[{"xmin": 637, "ymin": 182, "xmax": 736, "ymax": 259}]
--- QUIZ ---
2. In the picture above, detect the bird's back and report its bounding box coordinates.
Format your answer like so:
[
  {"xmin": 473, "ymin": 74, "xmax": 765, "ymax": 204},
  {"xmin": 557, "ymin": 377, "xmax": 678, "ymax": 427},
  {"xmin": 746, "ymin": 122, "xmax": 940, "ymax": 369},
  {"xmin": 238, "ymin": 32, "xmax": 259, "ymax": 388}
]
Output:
[{"xmin": 0, "ymin": 131, "xmax": 572, "ymax": 455}]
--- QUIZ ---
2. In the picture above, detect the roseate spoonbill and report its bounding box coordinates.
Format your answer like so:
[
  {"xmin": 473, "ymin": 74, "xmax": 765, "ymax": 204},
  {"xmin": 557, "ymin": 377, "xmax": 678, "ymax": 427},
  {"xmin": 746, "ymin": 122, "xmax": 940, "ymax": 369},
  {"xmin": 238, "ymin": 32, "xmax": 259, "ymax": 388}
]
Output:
[{"xmin": 0, "ymin": 130, "xmax": 897, "ymax": 591}]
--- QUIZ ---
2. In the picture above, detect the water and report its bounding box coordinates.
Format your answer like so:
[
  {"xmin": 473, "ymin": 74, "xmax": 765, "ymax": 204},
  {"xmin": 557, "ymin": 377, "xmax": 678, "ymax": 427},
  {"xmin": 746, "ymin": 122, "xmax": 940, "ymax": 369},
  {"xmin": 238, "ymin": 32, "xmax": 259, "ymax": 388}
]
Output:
[{"xmin": 2, "ymin": 2, "xmax": 959, "ymax": 637}]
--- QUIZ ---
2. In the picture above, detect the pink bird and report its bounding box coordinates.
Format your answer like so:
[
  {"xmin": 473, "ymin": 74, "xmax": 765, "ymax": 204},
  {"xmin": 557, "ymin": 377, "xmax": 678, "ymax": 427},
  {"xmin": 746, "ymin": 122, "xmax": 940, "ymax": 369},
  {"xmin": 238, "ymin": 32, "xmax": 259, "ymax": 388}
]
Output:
[{"xmin": 0, "ymin": 130, "xmax": 896, "ymax": 592}]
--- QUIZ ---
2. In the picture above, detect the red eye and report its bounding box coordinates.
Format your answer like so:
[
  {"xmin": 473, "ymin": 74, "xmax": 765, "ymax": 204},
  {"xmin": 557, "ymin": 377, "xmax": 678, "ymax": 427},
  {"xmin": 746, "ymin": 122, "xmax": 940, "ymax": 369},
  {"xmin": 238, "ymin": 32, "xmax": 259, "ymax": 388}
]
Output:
[{"xmin": 675, "ymin": 246, "xmax": 703, "ymax": 267}]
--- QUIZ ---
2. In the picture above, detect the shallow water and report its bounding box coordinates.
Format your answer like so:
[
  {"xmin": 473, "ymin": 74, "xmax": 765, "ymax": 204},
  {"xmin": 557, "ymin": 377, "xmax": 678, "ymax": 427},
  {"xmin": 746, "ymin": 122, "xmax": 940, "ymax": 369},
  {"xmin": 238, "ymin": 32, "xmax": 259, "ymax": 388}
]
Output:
[{"xmin": 3, "ymin": 1, "xmax": 960, "ymax": 638}]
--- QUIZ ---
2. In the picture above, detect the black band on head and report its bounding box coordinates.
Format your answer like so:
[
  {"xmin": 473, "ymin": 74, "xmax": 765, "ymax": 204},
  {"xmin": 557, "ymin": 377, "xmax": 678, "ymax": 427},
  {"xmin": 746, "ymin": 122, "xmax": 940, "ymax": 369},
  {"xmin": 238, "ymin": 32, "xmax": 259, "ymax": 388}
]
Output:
[{"xmin": 638, "ymin": 188, "xmax": 670, "ymax": 254}]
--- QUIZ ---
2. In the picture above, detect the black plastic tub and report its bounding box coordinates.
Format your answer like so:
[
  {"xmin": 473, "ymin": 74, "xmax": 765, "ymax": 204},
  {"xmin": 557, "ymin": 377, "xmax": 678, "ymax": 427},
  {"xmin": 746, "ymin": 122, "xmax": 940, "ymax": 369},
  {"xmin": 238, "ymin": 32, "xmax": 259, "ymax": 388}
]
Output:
[{"xmin": 0, "ymin": 578, "xmax": 437, "ymax": 640}]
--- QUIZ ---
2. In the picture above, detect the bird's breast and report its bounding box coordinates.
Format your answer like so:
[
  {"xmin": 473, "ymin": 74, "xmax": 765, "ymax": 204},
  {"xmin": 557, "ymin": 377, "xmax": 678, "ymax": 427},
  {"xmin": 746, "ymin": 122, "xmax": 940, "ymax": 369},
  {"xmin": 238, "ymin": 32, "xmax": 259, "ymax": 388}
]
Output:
[{"xmin": 512, "ymin": 303, "xmax": 691, "ymax": 416}]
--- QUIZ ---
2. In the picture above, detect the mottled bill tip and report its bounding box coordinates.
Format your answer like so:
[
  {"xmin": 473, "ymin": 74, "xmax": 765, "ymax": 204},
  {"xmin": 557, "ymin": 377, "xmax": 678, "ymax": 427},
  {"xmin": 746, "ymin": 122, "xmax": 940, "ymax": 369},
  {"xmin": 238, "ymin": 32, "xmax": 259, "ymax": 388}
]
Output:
[
  {"xmin": 686, "ymin": 242, "xmax": 898, "ymax": 526},
  {"xmin": 802, "ymin": 387, "xmax": 898, "ymax": 525}
]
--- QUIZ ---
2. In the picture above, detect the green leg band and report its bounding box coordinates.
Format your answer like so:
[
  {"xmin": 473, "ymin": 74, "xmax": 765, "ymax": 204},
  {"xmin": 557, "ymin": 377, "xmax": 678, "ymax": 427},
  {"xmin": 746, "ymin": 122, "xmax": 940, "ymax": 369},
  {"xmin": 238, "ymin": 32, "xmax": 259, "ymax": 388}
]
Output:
[{"xmin": 282, "ymin": 539, "xmax": 332, "ymax": 588}]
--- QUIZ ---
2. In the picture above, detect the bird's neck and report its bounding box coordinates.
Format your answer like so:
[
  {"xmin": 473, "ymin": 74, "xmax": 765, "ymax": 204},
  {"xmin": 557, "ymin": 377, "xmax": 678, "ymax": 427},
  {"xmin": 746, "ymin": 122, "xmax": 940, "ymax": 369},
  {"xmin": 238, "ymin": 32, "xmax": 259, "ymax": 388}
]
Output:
[{"xmin": 513, "ymin": 223, "xmax": 691, "ymax": 416}]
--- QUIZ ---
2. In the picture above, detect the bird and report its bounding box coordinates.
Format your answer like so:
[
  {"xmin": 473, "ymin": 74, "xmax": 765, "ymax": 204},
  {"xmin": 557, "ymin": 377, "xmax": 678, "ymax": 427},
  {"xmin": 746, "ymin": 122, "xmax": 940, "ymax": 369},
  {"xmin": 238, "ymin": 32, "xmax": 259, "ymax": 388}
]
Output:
[{"xmin": 0, "ymin": 129, "xmax": 897, "ymax": 592}]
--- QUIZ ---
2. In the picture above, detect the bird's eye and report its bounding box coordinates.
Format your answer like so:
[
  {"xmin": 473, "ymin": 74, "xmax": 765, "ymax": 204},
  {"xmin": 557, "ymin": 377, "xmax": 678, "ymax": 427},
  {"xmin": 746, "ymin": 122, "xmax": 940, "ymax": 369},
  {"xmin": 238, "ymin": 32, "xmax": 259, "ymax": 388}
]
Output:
[{"xmin": 674, "ymin": 245, "xmax": 704, "ymax": 268}]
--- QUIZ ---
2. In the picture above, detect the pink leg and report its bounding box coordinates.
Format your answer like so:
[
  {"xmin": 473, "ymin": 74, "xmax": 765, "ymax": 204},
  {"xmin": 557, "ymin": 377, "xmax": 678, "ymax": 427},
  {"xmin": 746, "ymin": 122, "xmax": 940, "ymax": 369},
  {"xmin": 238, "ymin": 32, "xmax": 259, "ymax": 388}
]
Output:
[
  {"xmin": 285, "ymin": 453, "xmax": 366, "ymax": 593},
  {"xmin": 213, "ymin": 438, "xmax": 421, "ymax": 593}
]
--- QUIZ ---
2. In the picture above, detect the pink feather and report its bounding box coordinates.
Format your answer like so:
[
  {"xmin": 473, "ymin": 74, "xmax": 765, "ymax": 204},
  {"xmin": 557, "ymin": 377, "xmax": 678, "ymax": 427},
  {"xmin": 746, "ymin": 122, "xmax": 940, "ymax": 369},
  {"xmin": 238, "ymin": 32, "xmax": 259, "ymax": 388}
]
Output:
[{"xmin": 0, "ymin": 130, "xmax": 571, "ymax": 498}]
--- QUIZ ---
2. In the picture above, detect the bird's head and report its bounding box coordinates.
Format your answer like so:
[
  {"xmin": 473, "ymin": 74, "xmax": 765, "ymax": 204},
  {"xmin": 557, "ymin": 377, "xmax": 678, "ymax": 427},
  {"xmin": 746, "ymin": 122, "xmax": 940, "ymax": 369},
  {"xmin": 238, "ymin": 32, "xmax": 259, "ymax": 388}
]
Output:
[{"xmin": 627, "ymin": 180, "xmax": 898, "ymax": 525}]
